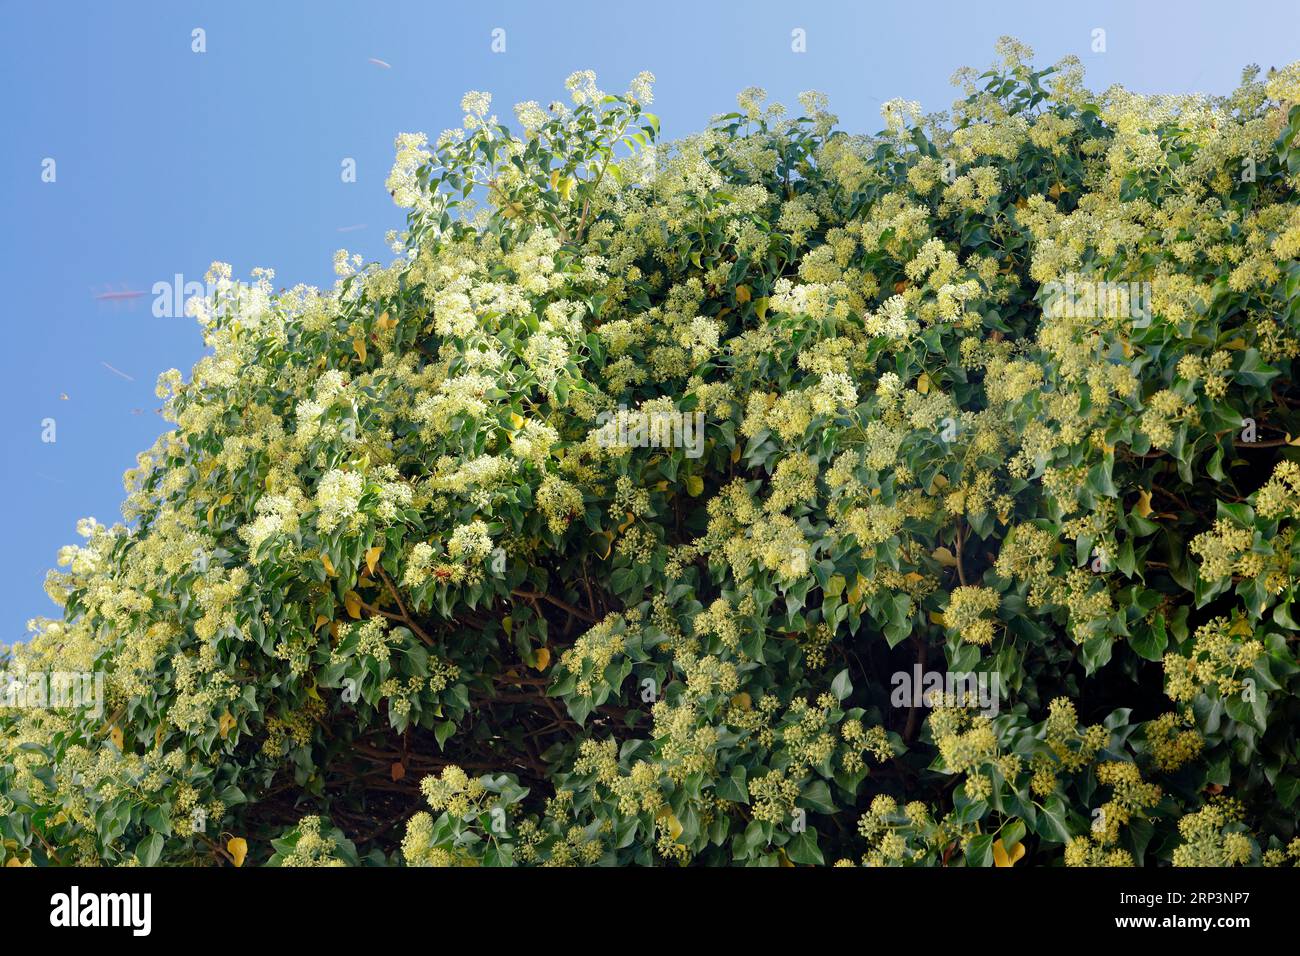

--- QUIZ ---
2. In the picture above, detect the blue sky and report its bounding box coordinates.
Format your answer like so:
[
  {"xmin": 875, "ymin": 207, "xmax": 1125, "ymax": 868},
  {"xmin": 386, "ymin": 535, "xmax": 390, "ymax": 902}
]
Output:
[{"xmin": 2, "ymin": 0, "xmax": 1297, "ymax": 634}]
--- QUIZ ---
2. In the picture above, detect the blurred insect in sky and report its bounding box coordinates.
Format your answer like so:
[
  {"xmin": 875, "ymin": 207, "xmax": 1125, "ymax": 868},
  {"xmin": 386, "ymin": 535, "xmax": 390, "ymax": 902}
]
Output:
[
  {"xmin": 92, "ymin": 285, "xmax": 148, "ymax": 310},
  {"xmin": 337, "ymin": 224, "xmax": 367, "ymax": 233},
  {"xmin": 368, "ymin": 58, "xmax": 391, "ymax": 69},
  {"xmin": 101, "ymin": 362, "xmax": 134, "ymax": 381}
]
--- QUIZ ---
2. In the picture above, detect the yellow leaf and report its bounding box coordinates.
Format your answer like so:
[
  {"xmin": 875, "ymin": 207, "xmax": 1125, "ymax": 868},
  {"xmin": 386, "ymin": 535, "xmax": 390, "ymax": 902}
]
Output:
[
  {"xmin": 730, "ymin": 692, "xmax": 752, "ymax": 711},
  {"xmin": 1228, "ymin": 618, "xmax": 1253, "ymax": 637},
  {"xmin": 778, "ymin": 848, "xmax": 795, "ymax": 867},
  {"xmin": 929, "ymin": 611, "xmax": 947, "ymax": 626},
  {"xmin": 1288, "ymin": 433, "xmax": 1300, "ymax": 447},
  {"xmin": 218, "ymin": 493, "xmax": 233, "ymax": 506},
  {"xmin": 730, "ymin": 445, "xmax": 742, "ymax": 464},
  {"xmin": 903, "ymin": 571, "xmax": 926, "ymax": 585},
  {"xmin": 226, "ymin": 837, "xmax": 248, "ymax": 868},
  {"xmin": 1134, "ymin": 490, "xmax": 1153, "ymax": 518},
  {"xmin": 353, "ymin": 336, "xmax": 367, "ymax": 363},
  {"xmin": 377, "ymin": 310, "xmax": 392, "ymax": 330},
  {"xmin": 1223, "ymin": 337, "xmax": 1247, "ymax": 350},
  {"xmin": 618, "ymin": 512, "xmax": 635, "ymax": 533},
  {"xmin": 314, "ymin": 614, "xmax": 329, "ymax": 632},
  {"xmin": 344, "ymin": 591, "xmax": 362, "ymax": 620},
  {"xmin": 1048, "ymin": 182, "xmax": 1064, "ymax": 199},
  {"xmin": 754, "ymin": 296, "xmax": 769, "ymax": 321},
  {"xmin": 365, "ymin": 546, "xmax": 382, "ymax": 575},
  {"xmin": 993, "ymin": 838, "xmax": 1025, "ymax": 867},
  {"xmin": 916, "ymin": 372, "xmax": 932, "ymax": 394},
  {"xmin": 108, "ymin": 725, "xmax": 123, "ymax": 750},
  {"xmin": 686, "ymin": 475, "xmax": 704, "ymax": 497},
  {"xmin": 533, "ymin": 647, "xmax": 551, "ymax": 671},
  {"xmin": 509, "ymin": 412, "xmax": 525, "ymax": 430},
  {"xmin": 735, "ymin": 284, "xmax": 751, "ymax": 304},
  {"xmin": 848, "ymin": 574, "xmax": 868, "ymax": 605},
  {"xmin": 321, "ymin": 553, "xmax": 336, "ymax": 577},
  {"xmin": 218, "ymin": 711, "xmax": 236, "ymax": 740},
  {"xmin": 931, "ymin": 546, "xmax": 959, "ymax": 568},
  {"xmin": 5, "ymin": 858, "xmax": 22, "ymax": 867},
  {"xmin": 656, "ymin": 808, "xmax": 683, "ymax": 842}
]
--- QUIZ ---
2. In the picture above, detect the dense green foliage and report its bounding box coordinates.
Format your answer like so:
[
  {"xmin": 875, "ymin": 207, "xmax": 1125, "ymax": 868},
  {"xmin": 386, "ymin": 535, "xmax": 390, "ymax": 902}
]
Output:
[{"xmin": 5, "ymin": 42, "xmax": 1300, "ymax": 867}]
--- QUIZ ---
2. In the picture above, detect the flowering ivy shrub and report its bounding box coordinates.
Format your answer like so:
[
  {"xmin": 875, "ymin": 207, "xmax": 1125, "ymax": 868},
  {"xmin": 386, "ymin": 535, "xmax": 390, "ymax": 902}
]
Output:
[{"xmin": 5, "ymin": 40, "xmax": 1300, "ymax": 868}]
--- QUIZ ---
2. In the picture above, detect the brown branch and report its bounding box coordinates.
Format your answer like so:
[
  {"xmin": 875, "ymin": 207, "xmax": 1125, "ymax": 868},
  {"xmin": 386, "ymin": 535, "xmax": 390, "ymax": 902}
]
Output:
[
  {"xmin": 377, "ymin": 565, "xmax": 411, "ymax": 619},
  {"xmin": 903, "ymin": 636, "xmax": 930, "ymax": 744},
  {"xmin": 511, "ymin": 589, "xmax": 597, "ymax": 624},
  {"xmin": 354, "ymin": 573, "xmax": 434, "ymax": 646},
  {"xmin": 954, "ymin": 521, "xmax": 969, "ymax": 588},
  {"xmin": 355, "ymin": 600, "xmax": 409, "ymax": 626},
  {"xmin": 377, "ymin": 567, "xmax": 435, "ymax": 646},
  {"xmin": 580, "ymin": 567, "xmax": 596, "ymax": 617},
  {"xmin": 354, "ymin": 813, "xmax": 408, "ymax": 845}
]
